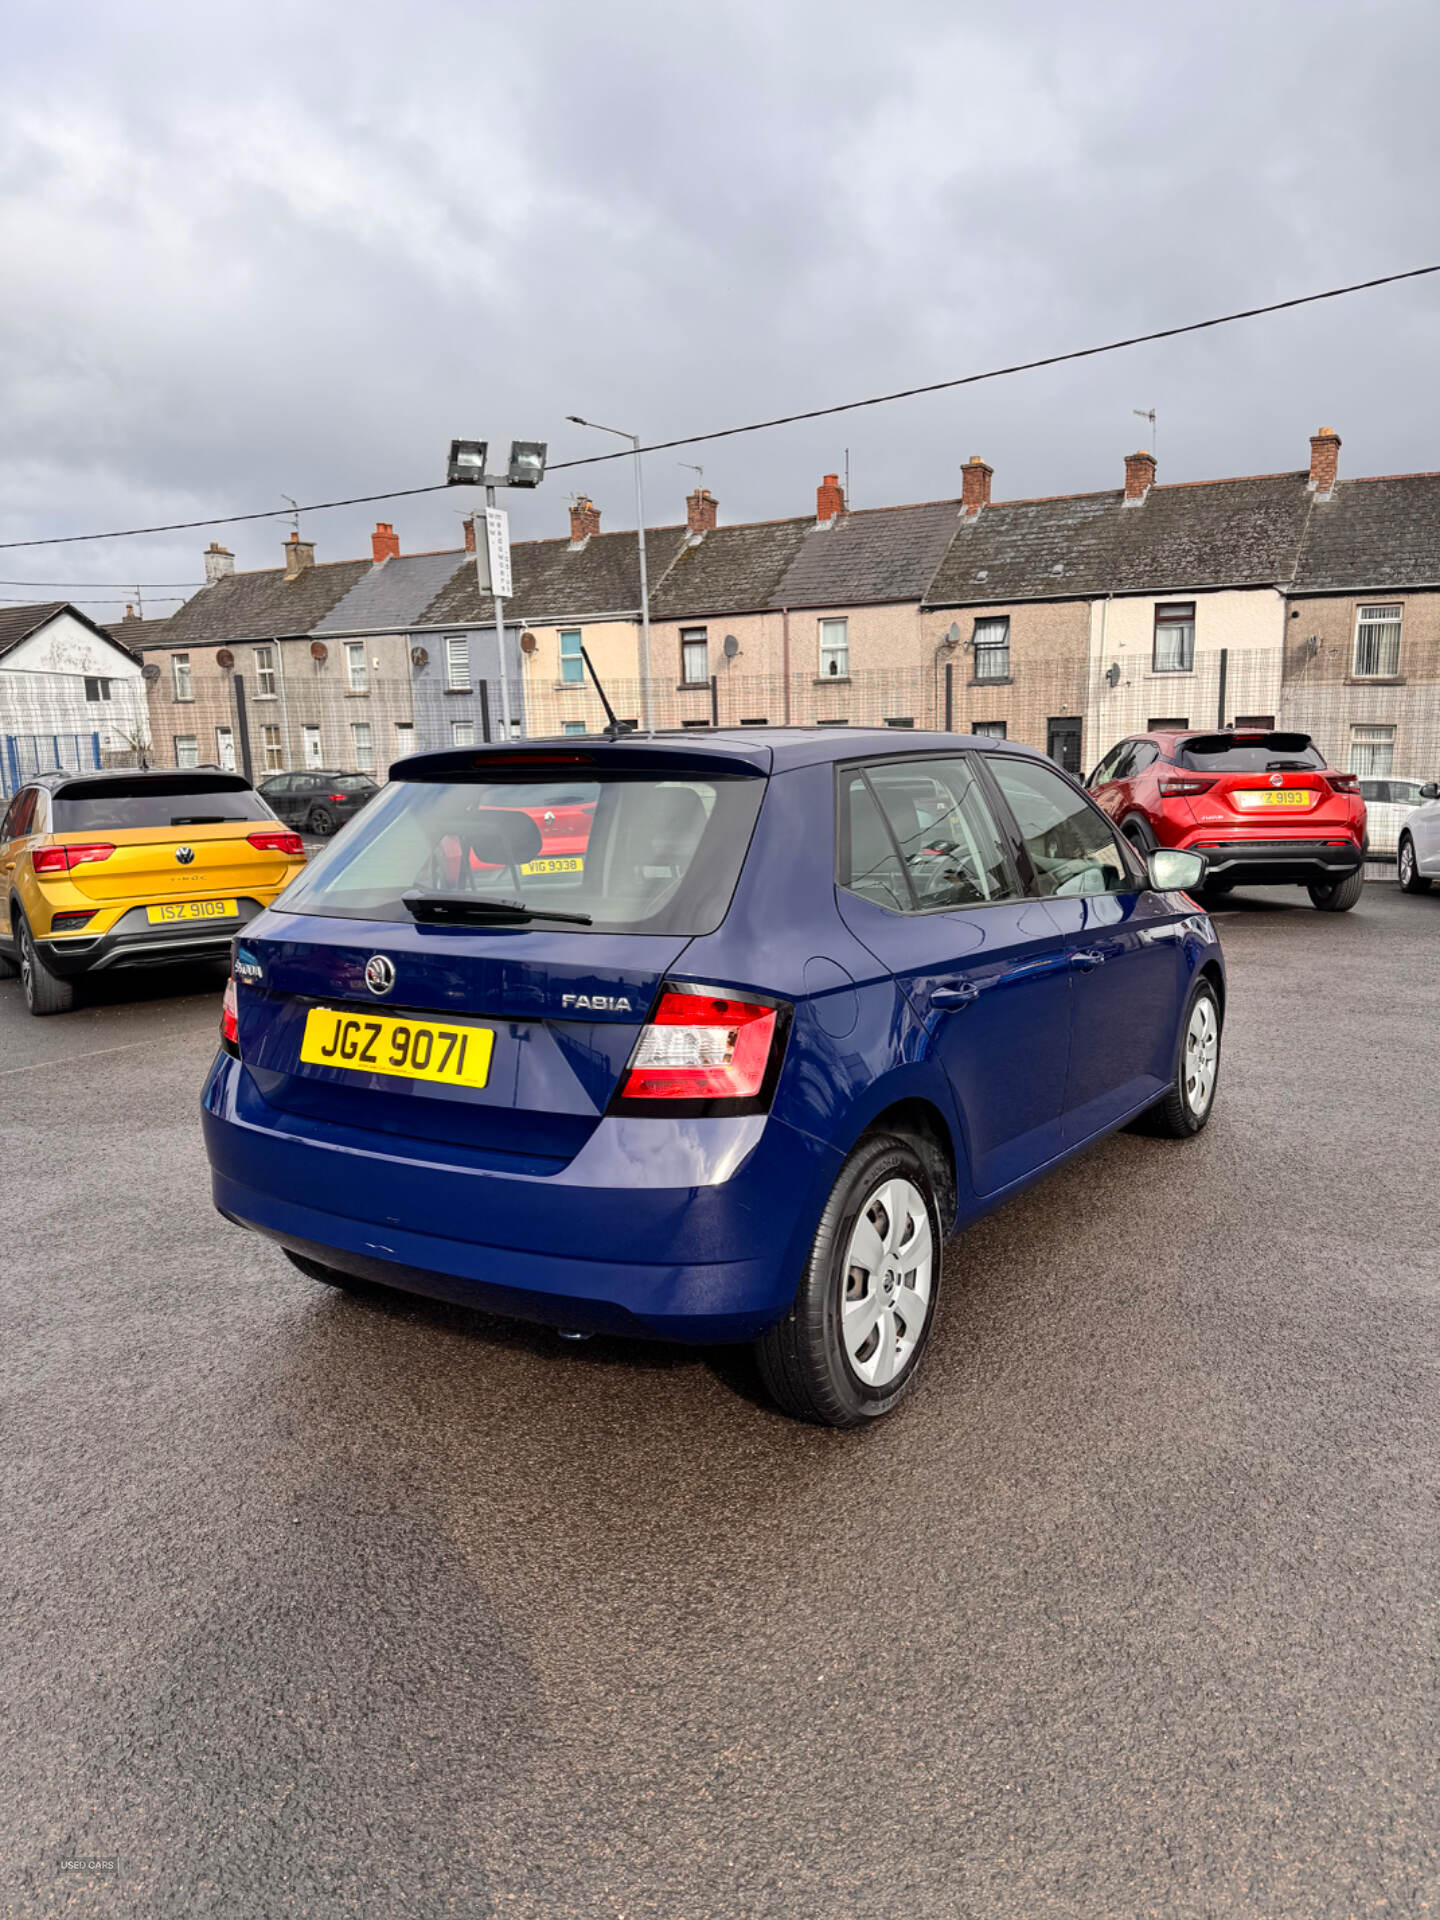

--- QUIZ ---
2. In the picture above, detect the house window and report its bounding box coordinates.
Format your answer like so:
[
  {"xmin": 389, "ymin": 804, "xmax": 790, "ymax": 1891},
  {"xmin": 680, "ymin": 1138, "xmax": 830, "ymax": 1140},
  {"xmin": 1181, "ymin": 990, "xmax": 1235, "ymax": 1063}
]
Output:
[
  {"xmin": 681, "ymin": 718, "xmax": 711, "ymax": 729},
  {"xmin": 1148, "ymin": 715, "xmax": 1189, "ymax": 730},
  {"xmin": 1351, "ymin": 724, "xmax": 1396, "ymax": 778},
  {"xmin": 815, "ymin": 717, "xmax": 850, "ymax": 727},
  {"xmin": 83, "ymin": 676, "xmax": 112, "ymax": 703},
  {"xmin": 253, "ymin": 646, "xmax": 277, "ymax": 697},
  {"xmin": 174, "ymin": 733, "xmax": 198, "ymax": 769},
  {"xmin": 818, "ymin": 618, "xmax": 849, "ymax": 678},
  {"xmin": 345, "ymin": 642, "xmax": 368, "ymax": 693},
  {"xmin": 215, "ymin": 725, "xmax": 236, "ymax": 771},
  {"xmin": 559, "ymin": 629, "xmax": 584, "ymax": 685},
  {"xmin": 1153, "ymin": 602, "xmax": 1196, "ymax": 673},
  {"xmin": 740, "ymin": 717, "xmax": 768, "ymax": 727},
  {"xmin": 452, "ymin": 721, "xmax": 476, "ymax": 747},
  {"xmin": 395, "ymin": 722, "xmax": 414, "ymax": 753},
  {"xmin": 971, "ymin": 617, "xmax": 1011, "ymax": 681},
  {"xmin": 884, "ymin": 717, "xmax": 915, "ymax": 728},
  {"xmin": 351, "ymin": 721, "xmax": 374, "ymax": 771},
  {"xmin": 563, "ymin": 722, "xmax": 587, "ymax": 736},
  {"xmin": 172, "ymin": 654, "xmax": 193, "ymax": 701},
  {"xmin": 680, "ymin": 628, "xmax": 709, "ymax": 685},
  {"xmin": 262, "ymin": 724, "xmax": 284, "ymax": 772},
  {"xmin": 445, "ymin": 635, "xmax": 471, "ymax": 691},
  {"xmin": 971, "ymin": 720, "xmax": 1007, "ymax": 739},
  {"xmin": 1353, "ymin": 604, "xmax": 1402, "ymax": 678}
]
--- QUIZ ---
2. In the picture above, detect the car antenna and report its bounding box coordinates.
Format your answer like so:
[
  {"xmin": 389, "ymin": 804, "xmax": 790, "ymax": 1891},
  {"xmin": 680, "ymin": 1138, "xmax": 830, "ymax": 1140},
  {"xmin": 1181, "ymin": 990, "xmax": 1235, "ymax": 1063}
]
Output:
[{"xmin": 580, "ymin": 643, "xmax": 628, "ymax": 740}]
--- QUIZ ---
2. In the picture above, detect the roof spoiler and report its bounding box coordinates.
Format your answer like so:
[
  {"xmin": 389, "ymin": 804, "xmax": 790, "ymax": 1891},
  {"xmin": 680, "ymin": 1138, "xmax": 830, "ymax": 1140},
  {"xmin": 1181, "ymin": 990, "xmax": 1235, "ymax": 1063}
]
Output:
[{"xmin": 390, "ymin": 740, "xmax": 773, "ymax": 782}]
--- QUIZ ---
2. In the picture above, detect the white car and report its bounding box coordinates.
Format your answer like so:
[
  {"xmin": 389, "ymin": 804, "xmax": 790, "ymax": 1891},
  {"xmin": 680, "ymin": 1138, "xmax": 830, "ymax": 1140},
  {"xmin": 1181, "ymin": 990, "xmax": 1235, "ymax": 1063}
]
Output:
[
  {"xmin": 1397, "ymin": 782, "xmax": 1440, "ymax": 893},
  {"xmin": 1359, "ymin": 777, "xmax": 1432, "ymax": 858}
]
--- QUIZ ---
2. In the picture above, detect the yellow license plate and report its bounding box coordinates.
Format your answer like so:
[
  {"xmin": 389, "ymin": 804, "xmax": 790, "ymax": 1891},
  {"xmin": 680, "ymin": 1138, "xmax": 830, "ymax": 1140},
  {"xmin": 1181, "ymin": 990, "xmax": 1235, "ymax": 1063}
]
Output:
[
  {"xmin": 299, "ymin": 1007, "xmax": 493, "ymax": 1089},
  {"xmin": 519, "ymin": 856, "xmax": 584, "ymax": 875},
  {"xmin": 146, "ymin": 898, "xmax": 239, "ymax": 923},
  {"xmin": 1236, "ymin": 790, "xmax": 1309, "ymax": 808}
]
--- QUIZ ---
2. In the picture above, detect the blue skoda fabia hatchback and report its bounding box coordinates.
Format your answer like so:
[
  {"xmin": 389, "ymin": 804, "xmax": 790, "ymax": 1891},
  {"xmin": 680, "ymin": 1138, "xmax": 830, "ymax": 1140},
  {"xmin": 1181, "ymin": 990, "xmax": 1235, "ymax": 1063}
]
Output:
[{"xmin": 203, "ymin": 730, "xmax": 1224, "ymax": 1426}]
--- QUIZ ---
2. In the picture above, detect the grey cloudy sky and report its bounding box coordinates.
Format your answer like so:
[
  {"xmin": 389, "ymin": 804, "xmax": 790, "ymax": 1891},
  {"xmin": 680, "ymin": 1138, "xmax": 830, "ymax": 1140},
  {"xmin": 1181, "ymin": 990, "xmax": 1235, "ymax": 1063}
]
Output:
[{"xmin": 2, "ymin": 0, "xmax": 1438, "ymax": 611}]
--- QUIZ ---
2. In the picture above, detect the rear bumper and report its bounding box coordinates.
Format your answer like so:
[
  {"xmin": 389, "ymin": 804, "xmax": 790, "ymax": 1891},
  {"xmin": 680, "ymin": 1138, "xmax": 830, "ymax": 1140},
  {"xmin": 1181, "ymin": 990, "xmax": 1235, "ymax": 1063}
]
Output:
[
  {"xmin": 201, "ymin": 1051, "xmax": 841, "ymax": 1342},
  {"xmin": 36, "ymin": 900, "xmax": 265, "ymax": 975},
  {"xmin": 1179, "ymin": 836, "xmax": 1365, "ymax": 887}
]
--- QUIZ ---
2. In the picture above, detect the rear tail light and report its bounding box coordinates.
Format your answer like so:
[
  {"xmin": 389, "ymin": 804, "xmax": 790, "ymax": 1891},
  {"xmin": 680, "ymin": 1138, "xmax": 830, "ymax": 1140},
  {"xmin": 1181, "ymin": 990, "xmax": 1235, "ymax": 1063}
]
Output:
[
  {"xmin": 1158, "ymin": 776, "xmax": 1215, "ymax": 798},
  {"xmin": 619, "ymin": 988, "xmax": 783, "ymax": 1105},
  {"xmin": 328, "ymin": 793, "xmax": 348, "ymax": 804},
  {"xmin": 1327, "ymin": 772, "xmax": 1361, "ymax": 794},
  {"xmin": 32, "ymin": 842, "xmax": 115, "ymax": 873},
  {"xmin": 220, "ymin": 975, "xmax": 240, "ymax": 1055},
  {"xmin": 247, "ymin": 829, "xmax": 305, "ymax": 857}
]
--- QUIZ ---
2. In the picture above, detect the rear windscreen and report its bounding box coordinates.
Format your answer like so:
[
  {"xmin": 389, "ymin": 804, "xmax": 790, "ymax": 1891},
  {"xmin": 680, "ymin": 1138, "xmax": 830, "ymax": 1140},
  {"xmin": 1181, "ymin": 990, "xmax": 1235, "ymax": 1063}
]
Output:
[
  {"xmin": 324, "ymin": 775, "xmax": 378, "ymax": 792},
  {"xmin": 52, "ymin": 774, "xmax": 273, "ymax": 830},
  {"xmin": 278, "ymin": 772, "xmax": 766, "ymax": 934},
  {"xmin": 1178, "ymin": 733, "xmax": 1326, "ymax": 773}
]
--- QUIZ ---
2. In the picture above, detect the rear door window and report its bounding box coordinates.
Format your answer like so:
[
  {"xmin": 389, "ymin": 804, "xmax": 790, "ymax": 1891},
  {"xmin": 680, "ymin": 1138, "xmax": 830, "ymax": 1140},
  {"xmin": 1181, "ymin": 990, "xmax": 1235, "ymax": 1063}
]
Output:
[
  {"xmin": 3, "ymin": 788, "xmax": 38, "ymax": 842},
  {"xmin": 985, "ymin": 756, "xmax": 1136, "ymax": 898},
  {"xmin": 278, "ymin": 771, "xmax": 764, "ymax": 935},
  {"xmin": 51, "ymin": 775, "xmax": 271, "ymax": 830},
  {"xmin": 840, "ymin": 756, "xmax": 1019, "ymax": 912}
]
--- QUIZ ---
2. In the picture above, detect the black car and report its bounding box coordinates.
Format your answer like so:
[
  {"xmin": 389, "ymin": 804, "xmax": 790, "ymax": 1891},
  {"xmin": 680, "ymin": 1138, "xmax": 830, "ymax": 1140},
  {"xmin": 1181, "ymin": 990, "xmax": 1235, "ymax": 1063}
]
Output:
[{"xmin": 256, "ymin": 772, "xmax": 379, "ymax": 837}]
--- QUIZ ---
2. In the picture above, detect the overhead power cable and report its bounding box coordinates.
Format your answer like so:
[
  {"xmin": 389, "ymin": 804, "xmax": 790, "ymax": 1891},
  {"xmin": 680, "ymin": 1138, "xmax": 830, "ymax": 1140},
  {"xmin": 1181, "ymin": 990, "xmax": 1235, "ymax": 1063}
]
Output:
[{"xmin": 2, "ymin": 259, "xmax": 1437, "ymax": 554}]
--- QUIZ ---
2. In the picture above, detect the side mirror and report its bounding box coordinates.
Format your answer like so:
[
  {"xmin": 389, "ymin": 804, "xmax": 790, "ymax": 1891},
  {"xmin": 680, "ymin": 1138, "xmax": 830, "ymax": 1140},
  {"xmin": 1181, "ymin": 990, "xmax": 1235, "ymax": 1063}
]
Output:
[
  {"xmin": 1421, "ymin": 783, "xmax": 1440, "ymax": 801},
  {"xmin": 1147, "ymin": 847, "xmax": 1207, "ymax": 893}
]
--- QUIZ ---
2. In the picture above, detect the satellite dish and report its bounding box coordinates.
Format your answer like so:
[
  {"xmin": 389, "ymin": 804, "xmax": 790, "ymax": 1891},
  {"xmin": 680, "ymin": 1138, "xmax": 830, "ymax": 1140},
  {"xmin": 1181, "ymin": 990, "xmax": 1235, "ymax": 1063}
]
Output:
[
  {"xmin": 520, "ymin": 630, "xmax": 539, "ymax": 655},
  {"xmin": 722, "ymin": 634, "xmax": 740, "ymax": 660},
  {"xmin": 310, "ymin": 639, "xmax": 328, "ymax": 662},
  {"xmin": 141, "ymin": 662, "xmax": 161, "ymax": 683},
  {"xmin": 216, "ymin": 648, "xmax": 235, "ymax": 670},
  {"xmin": 411, "ymin": 645, "xmax": 429, "ymax": 668},
  {"xmin": 1104, "ymin": 663, "xmax": 1121, "ymax": 688}
]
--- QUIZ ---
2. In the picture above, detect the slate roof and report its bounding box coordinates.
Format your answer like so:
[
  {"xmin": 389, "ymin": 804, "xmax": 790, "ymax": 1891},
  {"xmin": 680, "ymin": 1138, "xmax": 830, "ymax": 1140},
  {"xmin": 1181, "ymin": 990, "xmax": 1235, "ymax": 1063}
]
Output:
[
  {"xmin": 420, "ymin": 527, "xmax": 691, "ymax": 627},
  {"xmin": 649, "ymin": 518, "xmax": 813, "ymax": 619},
  {"xmin": 774, "ymin": 500, "xmax": 963, "ymax": 609},
  {"xmin": 923, "ymin": 474, "xmax": 1316, "ymax": 607},
  {"xmin": 0, "ymin": 600, "xmax": 140, "ymax": 665},
  {"xmin": 313, "ymin": 549, "xmax": 471, "ymax": 634},
  {"xmin": 108, "ymin": 611, "xmax": 172, "ymax": 649},
  {"xmin": 1293, "ymin": 474, "xmax": 1440, "ymax": 591},
  {"xmin": 150, "ymin": 558, "xmax": 372, "ymax": 650}
]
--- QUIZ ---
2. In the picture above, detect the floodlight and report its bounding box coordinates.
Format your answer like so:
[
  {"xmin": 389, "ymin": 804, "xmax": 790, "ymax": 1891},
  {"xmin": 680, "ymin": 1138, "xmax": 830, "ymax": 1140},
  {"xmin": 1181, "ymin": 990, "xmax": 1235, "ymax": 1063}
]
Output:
[
  {"xmin": 447, "ymin": 439, "xmax": 489, "ymax": 485},
  {"xmin": 507, "ymin": 440, "xmax": 547, "ymax": 488}
]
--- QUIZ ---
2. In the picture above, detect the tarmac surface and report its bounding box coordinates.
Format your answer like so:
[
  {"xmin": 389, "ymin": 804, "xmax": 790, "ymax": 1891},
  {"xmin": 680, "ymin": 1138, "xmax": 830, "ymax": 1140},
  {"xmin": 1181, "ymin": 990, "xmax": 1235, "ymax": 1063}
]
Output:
[{"xmin": 1, "ymin": 882, "xmax": 1437, "ymax": 1917}]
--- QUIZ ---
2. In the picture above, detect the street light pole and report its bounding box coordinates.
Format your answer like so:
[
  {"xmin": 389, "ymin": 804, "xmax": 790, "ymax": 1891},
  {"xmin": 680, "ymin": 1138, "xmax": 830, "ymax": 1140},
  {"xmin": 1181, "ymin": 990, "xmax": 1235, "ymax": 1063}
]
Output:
[{"xmin": 567, "ymin": 416, "xmax": 653, "ymax": 732}]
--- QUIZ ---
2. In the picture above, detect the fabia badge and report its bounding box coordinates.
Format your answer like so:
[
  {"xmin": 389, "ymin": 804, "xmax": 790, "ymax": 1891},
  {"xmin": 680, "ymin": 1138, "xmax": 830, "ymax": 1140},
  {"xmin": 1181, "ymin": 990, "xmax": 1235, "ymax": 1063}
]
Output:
[
  {"xmin": 364, "ymin": 955, "xmax": 396, "ymax": 996},
  {"xmin": 175, "ymin": 845, "xmax": 195, "ymax": 864}
]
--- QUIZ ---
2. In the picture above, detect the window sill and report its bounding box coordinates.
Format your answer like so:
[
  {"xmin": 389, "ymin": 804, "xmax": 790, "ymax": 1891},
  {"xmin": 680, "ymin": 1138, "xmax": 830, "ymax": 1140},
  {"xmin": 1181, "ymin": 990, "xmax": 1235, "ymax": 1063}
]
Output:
[
  {"xmin": 344, "ymin": 690, "xmax": 370, "ymax": 698},
  {"xmin": 443, "ymin": 686, "xmax": 474, "ymax": 696},
  {"xmin": 253, "ymin": 693, "xmax": 279, "ymax": 701},
  {"xmin": 1149, "ymin": 667, "xmax": 1195, "ymax": 677},
  {"xmin": 814, "ymin": 675, "xmax": 852, "ymax": 686},
  {"xmin": 553, "ymin": 680, "xmax": 587, "ymax": 691},
  {"xmin": 677, "ymin": 681, "xmax": 712, "ymax": 691},
  {"xmin": 969, "ymin": 676, "xmax": 1012, "ymax": 688},
  {"xmin": 1345, "ymin": 674, "xmax": 1405, "ymax": 686}
]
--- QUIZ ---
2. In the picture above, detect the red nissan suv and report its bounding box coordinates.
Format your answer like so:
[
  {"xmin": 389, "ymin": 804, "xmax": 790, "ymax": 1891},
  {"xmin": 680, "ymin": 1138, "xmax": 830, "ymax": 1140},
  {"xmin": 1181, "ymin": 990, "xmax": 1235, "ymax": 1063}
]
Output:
[{"xmin": 1086, "ymin": 728, "xmax": 1367, "ymax": 911}]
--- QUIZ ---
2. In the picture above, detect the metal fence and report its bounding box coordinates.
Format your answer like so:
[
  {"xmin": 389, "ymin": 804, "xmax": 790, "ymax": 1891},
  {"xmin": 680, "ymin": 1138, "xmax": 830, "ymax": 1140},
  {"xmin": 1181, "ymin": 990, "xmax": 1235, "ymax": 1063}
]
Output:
[{"xmin": 2, "ymin": 730, "xmax": 104, "ymax": 799}]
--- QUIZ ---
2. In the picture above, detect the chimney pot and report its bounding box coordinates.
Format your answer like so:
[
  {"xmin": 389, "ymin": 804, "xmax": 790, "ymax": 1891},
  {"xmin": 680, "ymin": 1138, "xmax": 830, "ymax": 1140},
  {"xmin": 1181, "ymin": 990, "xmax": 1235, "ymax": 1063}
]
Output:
[
  {"xmin": 463, "ymin": 515, "xmax": 477, "ymax": 554},
  {"xmin": 569, "ymin": 496, "xmax": 601, "ymax": 545},
  {"xmin": 1123, "ymin": 449, "xmax": 1156, "ymax": 504},
  {"xmin": 203, "ymin": 540, "xmax": 235, "ymax": 586},
  {"xmin": 284, "ymin": 533, "xmax": 316, "ymax": 578},
  {"xmin": 816, "ymin": 473, "xmax": 846, "ymax": 523},
  {"xmin": 371, "ymin": 520, "xmax": 400, "ymax": 564},
  {"xmin": 1308, "ymin": 426, "xmax": 1341, "ymax": 496},
  {"xmin": 686, "ymin": 487, "xmax": 718, "ymax": 536},
  {"xmin": 961, "ymin": 455, "xmax": 993, "ymax": 518}
]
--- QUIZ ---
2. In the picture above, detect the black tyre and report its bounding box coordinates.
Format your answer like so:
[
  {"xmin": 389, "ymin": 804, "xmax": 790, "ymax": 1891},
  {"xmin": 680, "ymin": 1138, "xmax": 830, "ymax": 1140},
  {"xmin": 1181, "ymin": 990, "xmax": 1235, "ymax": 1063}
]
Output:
[
  {"xmin": 16, "ymin": 913, "xmax": 75, "ymax": 1016},
  {"xmin": 307, "ymin": 806, "xmax": 336, "ymax": 837},
  {"xmin": 755, "ymin": 1133, "xmax": 942, "ymax": 1428},
  {"xmin": 1398, "ymin": 836, "xmax": 1430, "ymax": 894},
  {"xmin": 1307, "ymin": 869, "xmax": 1365, "ymax": 912},
  {"xmin": 1122, "ymin": 816, "xmax": 1156, "ymax": 853},
  {"xmin": 1197, "ymin": 877, "xmax": 1234, "ymax": 900},
  {"xmin": 1133, "ymin": 976, "xmax": 1222, "ymax": 1138},
  {"xmin": 284, "ymin": 1248, "xmax": 372, "ymax": 1293}
]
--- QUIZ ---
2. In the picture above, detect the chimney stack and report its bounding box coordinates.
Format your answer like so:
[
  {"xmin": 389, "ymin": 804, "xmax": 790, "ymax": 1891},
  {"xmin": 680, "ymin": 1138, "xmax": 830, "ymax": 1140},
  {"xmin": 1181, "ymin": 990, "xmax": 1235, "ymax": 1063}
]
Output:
[
  {"xmin": 686, "ymin": 487, "xmax": 718, "ymax": 536},
  {"xmin": 204, "ymin": 540, "xmax": 235, "ymax": 586},
  {"xmin": 371, "ymin": 521, "xmax": 400, "ymax": 563},
  {"xmin": 1308, "ymin": 427, "xmax": 1341, "ymax": 497},
  {"xmin": 816, "ymin": 473, "xmax": 846, "ymax": 524},
  {"xmin": 284, "ymin": 533, "xmax": 316, "ymax": 578},
  {"xmin": 569, "ymin": 496, "xmax": 601, "ymax": 546},
  {"xmin": 1123, "ymin": 449, "xmax": 1156, "ymax": 505},
  {"xmin": 960, "ymin": 455, "xmax": 993, "ymax": 518},
  {"xmin": 463, "ymin": 515, "xmax": 477, "ymax": 554}
]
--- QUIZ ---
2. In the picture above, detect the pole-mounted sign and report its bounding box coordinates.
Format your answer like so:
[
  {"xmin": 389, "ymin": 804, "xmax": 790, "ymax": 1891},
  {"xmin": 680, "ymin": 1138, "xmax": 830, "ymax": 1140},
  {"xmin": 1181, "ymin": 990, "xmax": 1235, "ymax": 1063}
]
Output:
[{"xmin": 483, "ymin": 506, "xmax": 513, "ymax": 599}]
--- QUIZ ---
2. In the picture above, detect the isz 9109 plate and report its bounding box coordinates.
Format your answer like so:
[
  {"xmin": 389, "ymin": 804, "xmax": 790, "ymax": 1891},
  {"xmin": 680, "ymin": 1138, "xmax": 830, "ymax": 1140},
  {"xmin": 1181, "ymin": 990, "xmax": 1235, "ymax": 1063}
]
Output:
[{"xmin": 299, "ymin": 1007, "xmax": 494, "ymax": 1088}]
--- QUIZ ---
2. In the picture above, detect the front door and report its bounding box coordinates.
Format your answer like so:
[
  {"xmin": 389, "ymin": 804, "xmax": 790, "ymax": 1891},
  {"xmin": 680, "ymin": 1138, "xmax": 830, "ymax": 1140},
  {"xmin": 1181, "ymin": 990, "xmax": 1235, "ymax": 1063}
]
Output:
[
  {"xmin": 216, "ymin": 726, "xmax": 236, "ymax": 771},
  {"xmin": 1047, "ymin": 717, "xmax": 1082, "ymax": 775},
  {"xmin": 982, "ymin": 754, "xmax": 1186, "ymax": 1143},
  {"xmin": 835, "ymin": 755, "xmax": 1074, "ymax": 1196},
  {"xmin": 303, "ymin": 726, "xmax": 322, "ymax": 770}
]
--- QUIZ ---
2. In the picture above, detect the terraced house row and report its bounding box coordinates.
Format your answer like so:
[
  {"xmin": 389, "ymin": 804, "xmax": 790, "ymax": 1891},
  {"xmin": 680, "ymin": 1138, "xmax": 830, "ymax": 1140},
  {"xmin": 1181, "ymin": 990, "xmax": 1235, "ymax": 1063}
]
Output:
[{"xmin": 84, "ymin": 424, "xmax": 1440, "ymax": 794}]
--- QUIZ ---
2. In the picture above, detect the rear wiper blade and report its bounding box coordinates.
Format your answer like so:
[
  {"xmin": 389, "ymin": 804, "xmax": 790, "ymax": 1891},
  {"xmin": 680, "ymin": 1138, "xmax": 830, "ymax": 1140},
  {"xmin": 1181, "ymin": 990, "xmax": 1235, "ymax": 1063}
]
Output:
[{"xmin": 401, "ymin": 891, "xmax": 593, "ymax": 927}]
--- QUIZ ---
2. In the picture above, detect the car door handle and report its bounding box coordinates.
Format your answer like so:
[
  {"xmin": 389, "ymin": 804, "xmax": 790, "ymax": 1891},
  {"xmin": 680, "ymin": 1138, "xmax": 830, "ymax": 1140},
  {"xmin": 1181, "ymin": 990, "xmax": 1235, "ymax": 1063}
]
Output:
[
  {"xmin": 1069, "ymin": 948, "xmax": 1107, "ymax": 971},
  {"xmin": 931, "ymin": 982, "xmax": 981, "ymax": 1009}
]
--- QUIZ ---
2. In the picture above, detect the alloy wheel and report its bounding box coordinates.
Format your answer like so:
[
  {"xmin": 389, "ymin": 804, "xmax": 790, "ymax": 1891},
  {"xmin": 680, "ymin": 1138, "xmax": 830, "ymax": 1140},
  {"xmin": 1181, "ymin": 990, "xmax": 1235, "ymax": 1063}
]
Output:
[
  {"xmin": 1399, "ymin": 840, "xmax": 1414, "ymax": 887},
  {"xmin": 840, "ymin": 1177, "xmax": 934, "ymax": 1389},
  {"xmin": 1184, "ymin": 996, "xmax": 1219, "ymax": 1117},
  {"xmin": 18, "ymin": 920, "xmax": 34, "ymax": 1008}
]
